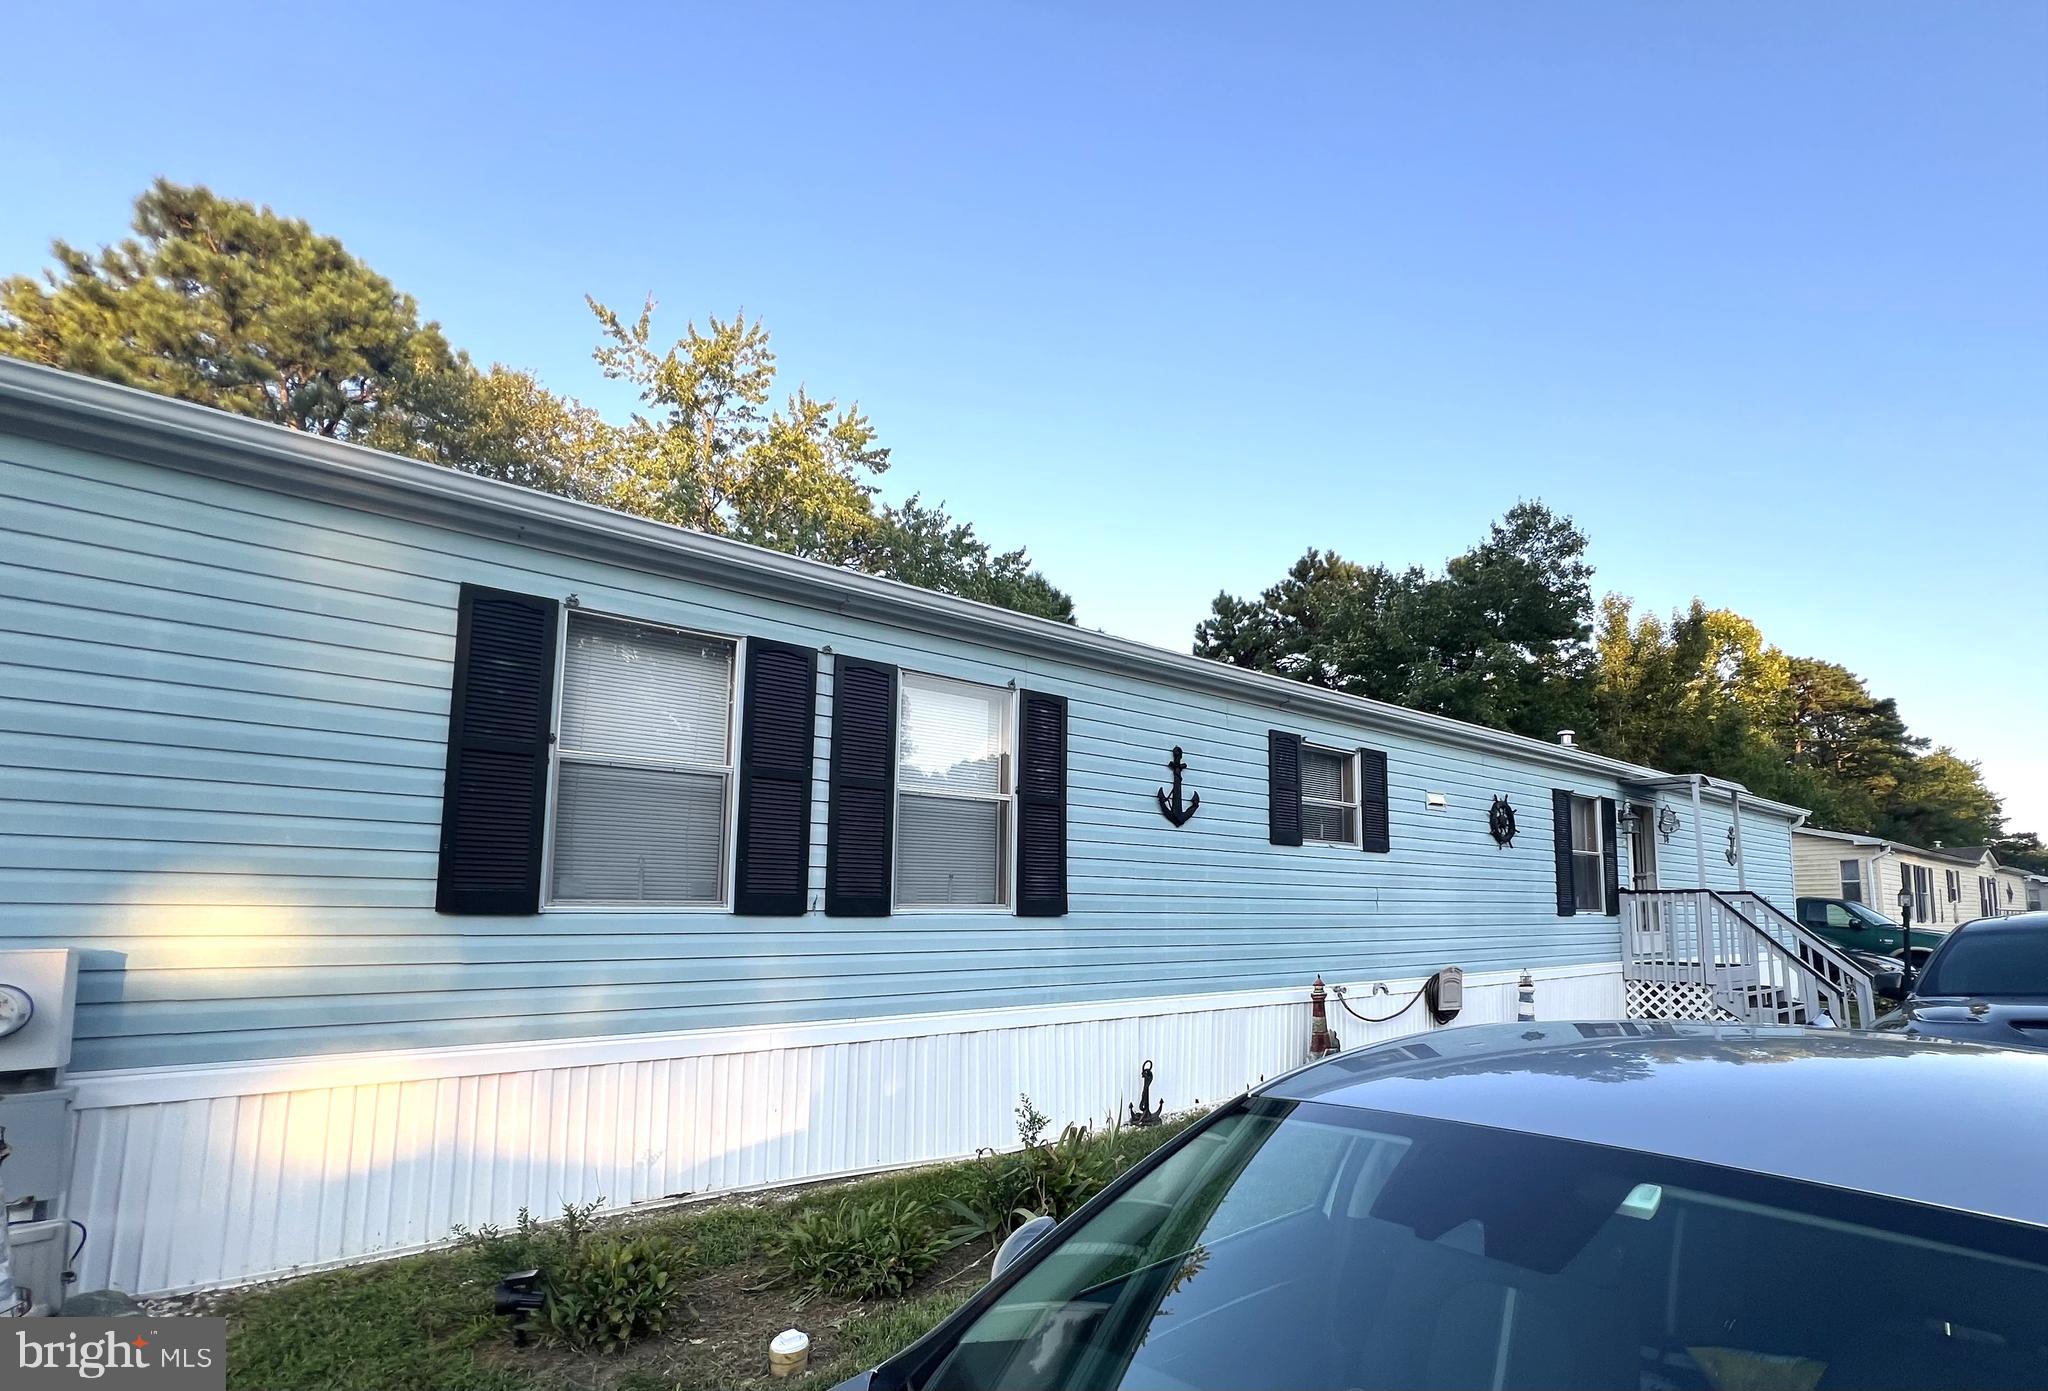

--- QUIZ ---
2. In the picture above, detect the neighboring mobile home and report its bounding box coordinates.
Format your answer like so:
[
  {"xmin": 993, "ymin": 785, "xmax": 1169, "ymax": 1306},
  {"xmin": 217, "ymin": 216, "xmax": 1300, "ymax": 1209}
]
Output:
[
  {"xmin": 1793, "ymin": 828, "xmax": 2027, "ymax": 925},
  {"xmin": 1, "ymin": 361, "xmax": 1815, "ymax": 1295}
]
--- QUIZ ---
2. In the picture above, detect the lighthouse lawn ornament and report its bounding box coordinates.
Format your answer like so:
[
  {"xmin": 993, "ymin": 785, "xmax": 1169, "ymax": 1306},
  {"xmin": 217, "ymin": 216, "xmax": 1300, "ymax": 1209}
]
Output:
[{"xmin": 1308, "ymin": 976, "xmax": 1342, "ymax": 1060}]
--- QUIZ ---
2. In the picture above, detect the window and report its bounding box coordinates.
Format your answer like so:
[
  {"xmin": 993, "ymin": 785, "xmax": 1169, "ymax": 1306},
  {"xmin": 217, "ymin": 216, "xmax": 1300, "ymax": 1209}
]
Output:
[
  {"xmin": 549, "ymin": 613, "xmax": 735, "ymax": 905},
  {"xmin": 1301, "ymin": 745, "xmax": 1358, "ymax": 846},
  {"xmin": 1946, "ymin": 869, "xmax": 1961, "ymax": 911},
  {"xmin": 1571, "ymin": 796, "xmax": 1605, "ymax": 915},
  {"xmin": 1839, "ymin": 858, "xmax": 1862, "ymax": 903},
  {"xmin": 1917, "ymin": 924, "xmax": 2048, "ymax": 998},
  {"xmin": 1912, "ymin": 864, "xmax": 1932, "ymax": 923},
  {"xmin": 895, "ymin": 672, "xmax": 1012, "ymax": 907}
]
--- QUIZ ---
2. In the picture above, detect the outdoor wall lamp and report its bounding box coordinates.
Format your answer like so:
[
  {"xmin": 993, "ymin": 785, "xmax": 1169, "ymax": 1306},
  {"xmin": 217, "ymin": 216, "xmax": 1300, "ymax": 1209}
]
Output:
[{"xmin": 1615, "ymin": 806, "xmax": 1641, "ymax": 837}]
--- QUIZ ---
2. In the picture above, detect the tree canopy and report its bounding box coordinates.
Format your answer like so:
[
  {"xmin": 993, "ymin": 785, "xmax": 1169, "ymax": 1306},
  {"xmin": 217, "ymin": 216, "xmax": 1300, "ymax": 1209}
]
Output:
[
  {"xmin": 1, "ymin": 181, "xmax": 1072, "ymax": 622},
  {"xmin": 1206, "ymin": 506, "xmax": 2024, "ymax": 853},
  {"xmin": 1195, "ymin": 502, "xmax": 1594, "ymax": 741}
]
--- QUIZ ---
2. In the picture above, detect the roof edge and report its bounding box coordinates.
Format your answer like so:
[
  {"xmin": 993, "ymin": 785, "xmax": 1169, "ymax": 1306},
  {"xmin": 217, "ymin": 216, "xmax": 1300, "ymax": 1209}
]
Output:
[
  {"xmin": 0, "ymin": 358, "xmax": 1806, "ymax": 810},
  {"xmin": 1797, "ymin": 825, "xmax": 2006, "ymax": 868}
]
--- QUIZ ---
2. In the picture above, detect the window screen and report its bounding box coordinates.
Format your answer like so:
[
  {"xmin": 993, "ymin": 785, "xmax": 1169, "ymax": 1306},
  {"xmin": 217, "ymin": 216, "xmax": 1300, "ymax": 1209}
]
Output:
[
  {"xmin": 1572, "ymin": 796, "xmax": 1605, "ymax": 913},
  {"xmin": 550, "ymin": 613, "xmax": 735, "ymax": 905},
  {"xmin": 1301, "ymin": 746, "xmax": 1357, "ymax": 845},
  {"xmin": 896, "ymin": 672, "xmax": 1011, "ymax": 906}
]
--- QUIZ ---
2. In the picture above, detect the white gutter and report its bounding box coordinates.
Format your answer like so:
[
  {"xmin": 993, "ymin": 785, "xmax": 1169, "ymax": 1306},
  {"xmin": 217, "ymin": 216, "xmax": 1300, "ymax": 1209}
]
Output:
[{"xmin": 0, "ymin": 358, "xmax": 1813, "ymax": 808}]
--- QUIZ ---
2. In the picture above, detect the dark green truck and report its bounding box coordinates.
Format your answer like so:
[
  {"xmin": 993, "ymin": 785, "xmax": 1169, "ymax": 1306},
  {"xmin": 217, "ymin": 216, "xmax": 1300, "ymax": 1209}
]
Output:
[{"xmin": 1795, "ymin": 896, "xmax": 1951, "ymax": 965}]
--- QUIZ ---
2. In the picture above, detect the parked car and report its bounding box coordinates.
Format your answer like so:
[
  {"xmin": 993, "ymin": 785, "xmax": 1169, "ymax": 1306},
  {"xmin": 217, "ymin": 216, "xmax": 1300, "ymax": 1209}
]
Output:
[
  {"xmin": 1795, "ymin": 895, "xmax": 1948, "ymax": 965},
  {"xmin": 835, "ymin": 1022, "xmax": 2048, "ymax": 1391},
  {"xmin": 1870, "ymin": 911, "xmax": 2048, "ymax": 1051}
]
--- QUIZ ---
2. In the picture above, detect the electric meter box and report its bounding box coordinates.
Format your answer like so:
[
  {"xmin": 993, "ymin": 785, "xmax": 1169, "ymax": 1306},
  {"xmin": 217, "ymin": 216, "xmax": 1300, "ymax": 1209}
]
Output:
[
  {"xmin": 0, "ymin": 948, "xmax": 79, "ymax": 1076},
  {"xmin": 0, "ymin": 1087, "xmax": 75, "ymax": 1215}
]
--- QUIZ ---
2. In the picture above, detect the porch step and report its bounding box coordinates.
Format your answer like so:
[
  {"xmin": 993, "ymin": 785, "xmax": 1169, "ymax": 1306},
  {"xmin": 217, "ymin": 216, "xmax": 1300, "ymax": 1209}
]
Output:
[{"xmin": 1726, "ymin": 982, "xmax": 1809, "ymax": 1026}]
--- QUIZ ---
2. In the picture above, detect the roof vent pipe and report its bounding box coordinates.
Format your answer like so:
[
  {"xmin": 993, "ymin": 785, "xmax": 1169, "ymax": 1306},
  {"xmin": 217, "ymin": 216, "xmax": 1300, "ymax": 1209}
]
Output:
[{"xmin": 1557, "ymin": 730, "xmax": 1575, "ymax": 746}]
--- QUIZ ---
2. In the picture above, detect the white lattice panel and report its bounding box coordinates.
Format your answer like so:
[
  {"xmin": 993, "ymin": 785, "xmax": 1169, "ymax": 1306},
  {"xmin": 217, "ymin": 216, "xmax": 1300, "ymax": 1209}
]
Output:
[{"xmin": 1625, "ymin": 978, "xmax": 1738, "ymax": 1023}]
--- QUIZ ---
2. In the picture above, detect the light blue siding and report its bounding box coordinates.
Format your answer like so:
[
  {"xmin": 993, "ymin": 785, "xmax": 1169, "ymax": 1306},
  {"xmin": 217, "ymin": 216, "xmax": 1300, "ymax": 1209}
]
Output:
[
  {"xmin": 1639, "ymin": 788, "xmax": 1799, "ymax": 905},
  {"xmin": 2, "ymin": 435, "xmax": 1786, "ymax": 1070}
]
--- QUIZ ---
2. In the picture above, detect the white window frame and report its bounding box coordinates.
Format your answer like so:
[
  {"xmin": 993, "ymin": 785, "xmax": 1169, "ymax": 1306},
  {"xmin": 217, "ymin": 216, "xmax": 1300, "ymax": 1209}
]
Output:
[
  {"xmin": 541, "ymin": 606, "xmax": 742, "ymax": 912},
  {"xmin": 1839, "ymin": 859, "xmax": 1862, "ymax": 903},
  {"xmin": 1570, "ymin": 795, "xmax": 1606, "ymax": 915},
  {"xmin": 1300, "ymin": 744, "xmax": 1361, "ymax": 848},
  {"xmin": 891, "ymin": 670, "xmax": 1017, "ymax": 913}
]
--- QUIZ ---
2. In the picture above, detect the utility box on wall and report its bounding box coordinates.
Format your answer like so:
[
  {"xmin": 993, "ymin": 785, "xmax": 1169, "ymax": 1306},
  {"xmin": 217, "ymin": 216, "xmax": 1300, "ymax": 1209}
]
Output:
[
  {"xmin": 0, "ymin": 949, "xmax": 79, "ymax": 1078},
  {"xmin": 1, "ymin": 949, "xmax": 81, "ymax": 1310}
]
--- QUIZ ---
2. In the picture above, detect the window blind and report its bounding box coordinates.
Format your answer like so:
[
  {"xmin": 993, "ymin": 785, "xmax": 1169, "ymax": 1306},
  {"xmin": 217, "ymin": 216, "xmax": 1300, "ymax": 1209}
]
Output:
[
  {"xmin": 551, "ymin": 613, "xmax": 735, "ymax": 906},
  {"xmin": 896, "ymin": 795, "xmax": 1006, "ymax": 905},
  {"xmin": 550, "ymin": 761, "xmax": 726, "ymax": 903},
  {"xmin": 898, "ymin": 675, "xmax": 1008, "ymax": 797},
  {"xmin": 1570, "ymin": 797, "xmax": 1604, "ymax": 913},
  {"xmin": 1301, "ymin": 747, "xmax": 1347, "ymax": 802},
  {"xmin": 559, "ymin": 617, "xmax": 733, "ymax": 765},
  {"xmin": 895, "ymin": 672, "xmax": 1010, "ymax": 907}
]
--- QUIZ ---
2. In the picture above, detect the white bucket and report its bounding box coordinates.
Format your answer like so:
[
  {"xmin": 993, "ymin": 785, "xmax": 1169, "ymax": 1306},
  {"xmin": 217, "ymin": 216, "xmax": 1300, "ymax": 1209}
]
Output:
[{"xmin": 769, "ymin": 1328, "xmax": 811, "ymax": 1379}]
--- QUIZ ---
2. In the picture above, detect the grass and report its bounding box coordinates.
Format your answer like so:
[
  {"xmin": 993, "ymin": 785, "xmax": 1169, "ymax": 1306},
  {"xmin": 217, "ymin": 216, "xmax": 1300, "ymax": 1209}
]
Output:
[{"xmin": 217, "ymin": 1114, "xmax": 1197, "ymax": 1391}]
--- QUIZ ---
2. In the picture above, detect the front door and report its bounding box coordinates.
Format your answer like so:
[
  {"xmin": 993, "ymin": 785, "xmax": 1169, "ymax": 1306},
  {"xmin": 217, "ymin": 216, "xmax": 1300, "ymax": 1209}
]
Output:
[{"xmin": 1628, "ymin": 803, "xmax": 1665, "ymax": 952}]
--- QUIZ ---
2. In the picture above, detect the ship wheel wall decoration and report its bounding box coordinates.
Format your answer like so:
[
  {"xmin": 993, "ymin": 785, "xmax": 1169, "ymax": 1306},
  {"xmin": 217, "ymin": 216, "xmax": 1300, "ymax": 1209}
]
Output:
[{"xmin": 1488, "ymin": 796, "xmax": 1518, "ymax": 847}]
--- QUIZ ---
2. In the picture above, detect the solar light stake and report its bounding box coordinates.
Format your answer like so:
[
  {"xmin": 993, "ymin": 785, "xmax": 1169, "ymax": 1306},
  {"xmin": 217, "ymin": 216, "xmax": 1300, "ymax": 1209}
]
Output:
[{"xmin": 494, "ymin": 1269, "xmax": 546, "ymax": 1346}]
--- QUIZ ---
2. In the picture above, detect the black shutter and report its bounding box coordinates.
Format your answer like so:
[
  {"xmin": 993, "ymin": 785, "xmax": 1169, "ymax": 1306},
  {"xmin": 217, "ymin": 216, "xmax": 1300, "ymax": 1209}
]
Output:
[
  {"xmin": 1358, "ymin": 747, "xmax": 1390, "ymax": 854},
  {"xmin": 1552, "ymin": 789, "xmax": 1576, "ymax": 916},
  {"xmin": 436, "ymin": 585, "xmax": 558, "ymax": 915},
  {"xmin": 1268, "ymin": 730, "xmax": 1303, "ymax": 847},
  {"xmin": 1600, "ymin": 796, "xmax": 1620, "ymax": 917},
  {"xmin": 734, "ymin": 639, "xmax": 818, "ymax": 916},
  {"xmin": 825, "ymin": 655, "xmax": 897, "ymax": 916},
  {"xmin": 1016, "ymin": 690, "xmax": 1069, "ymax": 917}
]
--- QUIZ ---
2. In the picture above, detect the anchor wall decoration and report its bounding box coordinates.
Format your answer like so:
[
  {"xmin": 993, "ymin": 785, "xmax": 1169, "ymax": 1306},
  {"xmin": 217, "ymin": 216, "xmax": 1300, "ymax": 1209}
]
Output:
[
  {"xmin": 1156, "ymin": 746, "xmax": 1200, "ymax": 827},
  {"xmin": 1128, "ymin": 1059, "xmax": 1164, "ymax": 1128}
]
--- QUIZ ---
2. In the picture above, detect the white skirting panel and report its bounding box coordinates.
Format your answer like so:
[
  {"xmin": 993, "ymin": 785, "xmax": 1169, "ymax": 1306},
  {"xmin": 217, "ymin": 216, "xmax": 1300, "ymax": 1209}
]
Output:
[{"xmin": 67, "ymin": 962, "xmax": 1621, "ymax": 1295}]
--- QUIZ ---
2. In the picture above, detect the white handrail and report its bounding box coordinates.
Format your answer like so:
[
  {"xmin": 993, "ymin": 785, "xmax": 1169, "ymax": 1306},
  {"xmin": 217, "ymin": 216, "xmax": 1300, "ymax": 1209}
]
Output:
[
  {"xmin": 1621, "ymin": 889, "xmax": 1877, "ymax": 1028},
  {"xmin": 1720, "ymin": 890, "xmax": 1880, "ymax": 1024}
]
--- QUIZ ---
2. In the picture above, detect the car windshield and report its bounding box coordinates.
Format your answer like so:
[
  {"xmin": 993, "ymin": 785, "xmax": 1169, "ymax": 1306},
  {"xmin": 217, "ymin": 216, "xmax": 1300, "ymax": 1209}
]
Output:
[
  {"xmin": 1843, "ymin": 901, "xmax": 1897, "ymax": 930},
  {"xmin": 910, "ymin": 1098, "xmax": 2048, "ymax": 1391},
  {"xmin": 1916, "ymin": 927, "xmax": 2048, "ymax": 998}
]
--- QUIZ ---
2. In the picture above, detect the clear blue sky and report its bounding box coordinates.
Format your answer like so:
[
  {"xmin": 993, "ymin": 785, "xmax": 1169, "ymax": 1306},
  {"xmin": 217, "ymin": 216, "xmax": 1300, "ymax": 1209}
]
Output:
[{"xmin": 5, "ymin": 2, "xmax": 2043, "ymax": 832}]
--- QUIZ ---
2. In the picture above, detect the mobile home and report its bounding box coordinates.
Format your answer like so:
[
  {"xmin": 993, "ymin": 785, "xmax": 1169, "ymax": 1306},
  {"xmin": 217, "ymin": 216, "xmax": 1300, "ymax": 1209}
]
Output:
[{"xmin": 0, "ymin": 360, "xmax": 1824, "ymax": 1295}]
